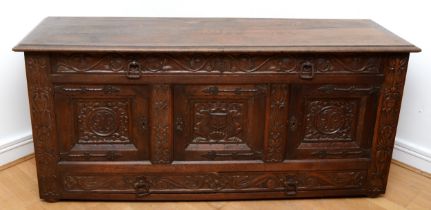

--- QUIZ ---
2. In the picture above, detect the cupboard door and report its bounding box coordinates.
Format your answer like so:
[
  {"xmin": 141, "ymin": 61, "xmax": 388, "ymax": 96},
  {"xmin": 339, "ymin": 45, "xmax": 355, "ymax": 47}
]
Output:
[
  {"xmin": 174, "ymin": 85, "xmax": 268, "ymax": 161},
  {"xmin": 287, "ymin": 84, "xmax": 379, "ymax": 159},
  {"xmin": 54, "ymin": 85, "xmax": 149, "ymax": 161}
]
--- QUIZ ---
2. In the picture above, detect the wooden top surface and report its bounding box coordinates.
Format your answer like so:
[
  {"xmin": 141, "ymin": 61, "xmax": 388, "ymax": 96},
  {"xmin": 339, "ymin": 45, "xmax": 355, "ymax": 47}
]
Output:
[{"xmin": 13, "ymin": 17, "xmax": 420, "ymax": 53}]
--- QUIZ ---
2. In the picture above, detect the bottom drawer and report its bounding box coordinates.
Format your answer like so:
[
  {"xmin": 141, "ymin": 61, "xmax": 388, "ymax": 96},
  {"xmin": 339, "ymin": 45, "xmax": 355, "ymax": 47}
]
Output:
[{"xmin": 59, "ymin": 170, "xmax": 367, "ymax": 199}]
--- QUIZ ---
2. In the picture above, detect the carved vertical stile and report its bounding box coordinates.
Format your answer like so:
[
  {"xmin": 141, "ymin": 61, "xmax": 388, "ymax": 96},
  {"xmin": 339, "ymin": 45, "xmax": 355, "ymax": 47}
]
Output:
[
  {"xmin": 264, "ymin": 84, "xmax": 289, "ymax": 162},
  {"xmin": 367, "ymin": 54, "xmax": 410, "ymax": 196},
  {"xmin": 25, "ymin": 53, "xmax": 61, "ymax": 201},
  {"xmin": 150, "ymin": 84, "xmax": 173, "ymax": 164}
]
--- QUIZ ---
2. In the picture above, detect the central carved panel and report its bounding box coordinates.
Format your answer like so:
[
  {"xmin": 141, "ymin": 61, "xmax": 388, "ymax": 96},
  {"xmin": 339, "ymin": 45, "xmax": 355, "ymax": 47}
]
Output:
[
  {"xmin": 304, "ymin": 99, "xmax": 357, "ymax": 142},
  {"xmin": 76, "ymin": 100, "xmax": 130, "ymax": 144},
  {"xmin": 192, "ymin": 101, "xmax": 245, "ymax": 144}
]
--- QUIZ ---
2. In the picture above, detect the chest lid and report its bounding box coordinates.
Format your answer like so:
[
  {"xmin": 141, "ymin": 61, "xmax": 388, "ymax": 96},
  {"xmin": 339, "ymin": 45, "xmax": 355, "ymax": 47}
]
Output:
[{"xmin": 13, "ymin": 17, "xmax": 420, "ymax": 53}]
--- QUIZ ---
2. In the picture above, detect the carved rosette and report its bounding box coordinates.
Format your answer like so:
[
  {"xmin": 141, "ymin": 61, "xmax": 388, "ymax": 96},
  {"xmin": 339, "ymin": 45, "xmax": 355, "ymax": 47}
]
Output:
[
  {"xmin": 367, "ymin": 54, "xmax": 409, "ymax": 196},
  {"xmin": 25, "ymin": 53, "xmax": 61, "ymax": 200},
  {"xmin": 264, "ymin": 84, "xmax": 289, "ymax": 162},
  {"xmin": 150, "ymin": 84, "xmax": 173, "ymax": 164},
  {"xmin": 76, "ymin": 100, "xmax": 130, "ymax": 144},
  {"xmin": 304, "ymin": 100, "xmax": 356, "ymax": 142}
]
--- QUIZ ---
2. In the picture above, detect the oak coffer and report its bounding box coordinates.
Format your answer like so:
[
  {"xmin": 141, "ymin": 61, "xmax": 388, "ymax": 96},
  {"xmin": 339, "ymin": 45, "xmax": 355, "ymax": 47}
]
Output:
[{"xmin": 13, "ymin": 17, "xmax": 420, "ymax": 202}]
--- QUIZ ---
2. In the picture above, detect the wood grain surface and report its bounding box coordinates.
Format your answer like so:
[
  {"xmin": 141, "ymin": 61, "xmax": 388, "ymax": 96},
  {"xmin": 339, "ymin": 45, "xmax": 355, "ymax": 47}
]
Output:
[{"xmin": 13, "ymin": 17, "xmax": 420, "ymax": 52}]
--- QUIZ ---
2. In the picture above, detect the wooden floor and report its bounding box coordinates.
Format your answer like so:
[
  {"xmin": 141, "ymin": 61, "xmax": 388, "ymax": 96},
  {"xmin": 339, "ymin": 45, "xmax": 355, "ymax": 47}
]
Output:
[{"xmin": 0, "ymin": 158, "xmax": 430, "ymax": 210}]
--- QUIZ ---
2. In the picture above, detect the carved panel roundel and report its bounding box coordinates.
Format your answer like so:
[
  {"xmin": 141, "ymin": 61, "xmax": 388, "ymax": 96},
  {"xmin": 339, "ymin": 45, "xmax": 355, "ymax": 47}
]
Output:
[
  {"xmin": 88, "ymin": 107, "xmax": 118, "ymax": 136},
  {"xmin": 315, "ymin": 106, "xmax": 345, "ymax": 134}
]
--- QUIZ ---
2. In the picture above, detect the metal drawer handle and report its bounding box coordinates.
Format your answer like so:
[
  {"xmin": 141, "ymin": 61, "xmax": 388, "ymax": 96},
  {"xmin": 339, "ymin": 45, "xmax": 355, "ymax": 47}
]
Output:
[
  {"xmin": 284, "ymin": 177, "xmax": 298, "ymax": 196},
  {"xmin": 299, "ymin": 61, "xmax": 315, "ymax": 80},
  {"xmin": 133, "ymin": 176, "xmax": 151, "ymax": 197},
  {"xmin": 127, "ymin": 60, "xmax": 141, "ymax": 79}
]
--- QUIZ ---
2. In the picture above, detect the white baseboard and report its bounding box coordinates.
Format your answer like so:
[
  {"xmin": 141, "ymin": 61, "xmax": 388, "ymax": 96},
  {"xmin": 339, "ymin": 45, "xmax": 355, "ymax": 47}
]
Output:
[
  {"xmin": 0, "ymin": 134, "xmax": 34, "ymax": 166},
  {"xmin": 393, "ymin": 137, "xmax": 431, "ymax": 174}
]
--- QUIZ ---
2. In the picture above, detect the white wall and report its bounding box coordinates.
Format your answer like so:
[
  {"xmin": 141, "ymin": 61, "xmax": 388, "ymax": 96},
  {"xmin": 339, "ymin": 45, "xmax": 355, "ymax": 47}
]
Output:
[{"xmin": 1, "ymin": 0, "xmax": 430, "ymax": 171}]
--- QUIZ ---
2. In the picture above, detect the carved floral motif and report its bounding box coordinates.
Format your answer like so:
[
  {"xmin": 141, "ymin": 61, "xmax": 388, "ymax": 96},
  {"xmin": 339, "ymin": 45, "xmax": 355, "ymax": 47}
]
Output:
[
  {"xmin": 76, "ymin": 100, "xmax": 130, "ymax": 144},
  {"xmin": 54, "ymin": 53, "xmax": 382, "ymax": 74},
  {"xmin": 63, "ymin": 171, "xmax": 366, "ymax": 195},
  {"xmin": 25, "ymin": 54, "xmax": 60, "ymax": 200},
  {"xmin": 192, "ymin": 102, "xmax": 244, "ymax": 143},
  {"xmin": 367, "ymin": 55, "xmax": 409, "ymax": 196},
  {"xmin": 265, "ymin": 84, "xmax": 288, "ymax": 162},
  {"xmin": 304, "ymin": 100, "xmax": 357, "ymax": 142},
  {"xmin": 150, "ymin": 85, "xmax": 172, "ymax": 164}
]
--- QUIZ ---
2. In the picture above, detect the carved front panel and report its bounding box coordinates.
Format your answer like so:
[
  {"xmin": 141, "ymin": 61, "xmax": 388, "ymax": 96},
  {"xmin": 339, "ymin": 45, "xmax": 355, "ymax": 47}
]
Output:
[
  {"xmin": 54, "ymin": 85, "xmax": 150, "ymax": 161},
  {"xmin": 304, "ymin": 99, "xmax": 357, "ymax": 142},
  {"xmin": 192, "ymin": 102, "xmax": 245, "ymax": 144},
  {"xmin": 287, "ymin": 84, "xmax": 379, "ymax": 159},
  {"xmin": 173, "ymin": 85, "xmax": 267, "ymax": 161},
  {"xmin": 76, "ymin": 100, "xmax": 130, "ymax": 144},
  {"xmin": 62, "ymin": 170, "xmax": 366, "ymax": 195},
  {"xmin": 52, "ymin": 53, "xmax": 382, "ymax": 74}
]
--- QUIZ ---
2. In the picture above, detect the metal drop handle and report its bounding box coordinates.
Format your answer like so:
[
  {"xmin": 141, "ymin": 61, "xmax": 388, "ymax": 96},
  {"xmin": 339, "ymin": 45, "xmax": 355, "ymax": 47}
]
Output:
[
  {"xmin": 127, "ymin": 60, "xmax": 141, "ymax": 79},
  {"xmin": 299, "ymin": 61, "xmax": 315, "ymax": 79}
]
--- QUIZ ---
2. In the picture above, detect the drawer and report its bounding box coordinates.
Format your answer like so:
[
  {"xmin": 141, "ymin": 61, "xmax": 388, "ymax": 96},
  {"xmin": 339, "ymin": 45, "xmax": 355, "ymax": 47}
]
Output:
[
  {"xmin": 51, "ymin": 53, "xmax": 383, "ymax": 76},
  {"xmin": 286, "ymin": 84, "xmax": 380, "ymax": 159},
  {"xmin": 54, "ymin": 85, "xmax": 150, "ymax": 161},
  {"xmin": 60, "ymin": 170, "xmax": 367, "ymax": 197},
  {"xmin": 173, "ymin": 84, "xmax": 268, "ymax": 161}
]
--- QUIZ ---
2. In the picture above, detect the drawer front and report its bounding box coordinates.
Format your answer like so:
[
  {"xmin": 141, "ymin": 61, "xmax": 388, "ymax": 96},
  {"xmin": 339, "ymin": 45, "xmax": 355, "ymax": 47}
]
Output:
[
  {"xmin": 51, "ymin": 53, "xmax": 383, "ymax": 76},
  {"xmin": 287, "ymin": 84, "xmax": 379, "ymax": 159},
  {"xmin": 173, "ymin": 84, "xmax": 267, "ymax": 161},
  {"xmin": 54, "ymin": 85, "xmax": 150, "ymax": 161},
  {"xmin": 60, "ymin": 170, "xmax": 367, "ymax": 196}
]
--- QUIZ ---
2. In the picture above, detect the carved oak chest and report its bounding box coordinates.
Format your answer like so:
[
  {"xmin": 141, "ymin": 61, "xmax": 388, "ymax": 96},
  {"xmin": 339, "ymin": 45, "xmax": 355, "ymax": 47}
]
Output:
[{"xmin": 13, "ymin": 17, "xmax": 420, "ymax": 201}]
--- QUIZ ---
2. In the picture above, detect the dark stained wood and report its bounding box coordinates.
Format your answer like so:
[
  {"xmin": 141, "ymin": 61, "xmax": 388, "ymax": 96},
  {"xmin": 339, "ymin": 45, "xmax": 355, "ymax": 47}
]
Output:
[
  {"xmin": 54, "ymin": 85, "xmax": 150, "ymax": 161},
  {"xmin": 286, "ymin": 84, "xmax": 379, "ymax": 160},
  {"xmin": 13, "ymin": 17, "xmax": 420, "ymax": 53},
  {"xmin": 15, "ymin": 17, "xmax": 419, "ymax": 202},
  {"xmin": 173, "ymin": 84, "xmax": 267, "ymax": 161}
]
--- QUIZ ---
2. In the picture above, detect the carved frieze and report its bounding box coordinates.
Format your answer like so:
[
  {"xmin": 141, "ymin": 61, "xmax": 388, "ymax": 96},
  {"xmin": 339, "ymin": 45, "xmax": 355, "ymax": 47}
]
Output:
[
  {"xmin": 53, "ymin": 53, "xmax": 382, "ymax": 74},
  {"xmin": 62, "ymin": 171, "xmax": 366, "ymax": 195}
]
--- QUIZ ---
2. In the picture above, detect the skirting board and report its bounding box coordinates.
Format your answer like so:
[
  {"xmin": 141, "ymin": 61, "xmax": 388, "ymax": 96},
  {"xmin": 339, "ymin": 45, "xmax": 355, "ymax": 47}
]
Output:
[
  {"xmin": 0, "ymin": 134, "xmax": 34, "ymax": 167},
  {"xmin": 393, "ymin": 137, "xmax": 431, "ymax": 174},
  {"xmin": 0, "ymin": 135, "xmax": 430, "ymax": 174}
]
